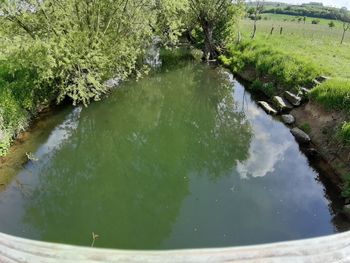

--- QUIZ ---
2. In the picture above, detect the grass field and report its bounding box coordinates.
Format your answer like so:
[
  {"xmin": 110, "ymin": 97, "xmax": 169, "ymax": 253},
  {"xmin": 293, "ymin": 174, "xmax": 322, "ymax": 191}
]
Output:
[
  {"xmin": 261, "ymin": 13, "xmax": 344, "ymax": 27},
  {"xmin": 240, "ymin": 17, "xmax": 350, "ymax": 79}
]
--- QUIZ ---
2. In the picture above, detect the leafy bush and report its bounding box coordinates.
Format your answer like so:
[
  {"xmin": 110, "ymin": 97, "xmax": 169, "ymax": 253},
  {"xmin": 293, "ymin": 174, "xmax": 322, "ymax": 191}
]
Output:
[
  {"xmin": 328, "ymin": 21, "xmax": 336, "ymax": 28},
  {"xmin": 0, "ymin": 0, "xmax": 157, "ymax": 155},
  {"xmin": 218, "ymin": 52, "xmax": 245, "ymax": 72},
  {"xmin": 1, "ymin": 0, "xmax": 156, "ymax": 106}
]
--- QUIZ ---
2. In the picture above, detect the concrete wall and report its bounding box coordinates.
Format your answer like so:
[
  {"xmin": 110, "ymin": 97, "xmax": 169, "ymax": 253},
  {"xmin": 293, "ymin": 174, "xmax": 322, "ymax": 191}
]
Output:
[{"xmin": 0, "ymin": 231, "xmax": 350, "ymax": 262}]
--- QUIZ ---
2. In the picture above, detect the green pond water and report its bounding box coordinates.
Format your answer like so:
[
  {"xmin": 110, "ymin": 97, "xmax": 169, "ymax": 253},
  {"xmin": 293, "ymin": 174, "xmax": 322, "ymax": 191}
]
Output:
[{"xmin": 0, "ymin": 60, "xmax": 340, "ymax": 249}]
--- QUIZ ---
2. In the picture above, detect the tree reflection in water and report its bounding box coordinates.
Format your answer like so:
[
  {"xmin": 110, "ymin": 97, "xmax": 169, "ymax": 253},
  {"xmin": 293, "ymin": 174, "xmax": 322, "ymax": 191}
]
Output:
[{"xmin": 23, "ymin": 62, "xmax": 252, "ymax": 249}]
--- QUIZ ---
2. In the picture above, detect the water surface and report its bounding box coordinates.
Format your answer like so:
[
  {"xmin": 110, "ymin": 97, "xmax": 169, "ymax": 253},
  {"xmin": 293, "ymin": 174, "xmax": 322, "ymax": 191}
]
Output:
[{"xmin": 0, "ymin": 61, "xmax": 337, "ymax": 249}]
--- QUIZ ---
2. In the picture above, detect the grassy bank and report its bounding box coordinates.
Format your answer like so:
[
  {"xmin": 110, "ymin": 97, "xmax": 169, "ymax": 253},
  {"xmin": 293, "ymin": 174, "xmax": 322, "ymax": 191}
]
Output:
[
  {"xmin": 220, "ymin": 14, "xmax": 350, "ymax": 199},
  {"xmin": 220, "ymin": 14, "xmax": 350, "ymax": 198},
  {"xmin": 221, "ymin": 16, "xmax": 350, "ymax": 143},
  {"xmin": 220, "ymin": 40, "xmax": 321, "ymax": 90},
  {"xmin": 310, "ymin": 79, "xmax": 350, "ymax": 144}
]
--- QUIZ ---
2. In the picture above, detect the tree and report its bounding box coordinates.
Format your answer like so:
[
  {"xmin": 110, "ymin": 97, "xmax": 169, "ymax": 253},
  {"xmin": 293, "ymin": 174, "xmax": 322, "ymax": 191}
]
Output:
[
  {"xmin": 251, "ymin": 1, "xmax": 264, "ymax": 39},
  {"xmin": 155, "ymin": 0, "xmax": 191, "ymax": 47},
  {"xmin": 0, "ymin": 0, "xmax": 246, "ymax": 106},
  {"xmin": 0, "ymin": 0, "xmax": 157, "ymax": 105},
  {"xmin": 339, "ymin": 8, "xmax": 350, "ymax": 44},
  {"xmin": 188, "ymin": 0, "xmax": 245, "ymax": 60},
  {"xmin": 157, "ymin": 0, "xmax": 245, "ymax": 61}
]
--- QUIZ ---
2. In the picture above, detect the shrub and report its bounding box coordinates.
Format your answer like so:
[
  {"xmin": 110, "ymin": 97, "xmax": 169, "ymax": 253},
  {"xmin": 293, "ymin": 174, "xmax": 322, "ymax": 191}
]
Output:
[
  {"xmin": 328, "ymin": 21, "xmax": 336, "ymax": 28},
  {"xmin": 218, "ymin": 52, "xmax": 245, "ymax": 73}
]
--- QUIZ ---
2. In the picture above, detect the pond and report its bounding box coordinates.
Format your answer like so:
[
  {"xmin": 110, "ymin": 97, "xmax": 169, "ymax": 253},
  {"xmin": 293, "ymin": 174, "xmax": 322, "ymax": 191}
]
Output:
[{"xmin": 0, "ymin": 57, "xmax": 340, "ymax": 250}]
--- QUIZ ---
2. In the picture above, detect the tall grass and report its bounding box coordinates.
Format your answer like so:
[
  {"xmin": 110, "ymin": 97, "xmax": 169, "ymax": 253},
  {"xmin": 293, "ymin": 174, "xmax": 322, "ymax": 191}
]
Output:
[
  {"xmin": 221, "ymin": 40, "xmax": 321, "ymax": 92},
  {"xmin": 310, "ymin": 78, "xmax": 350, "ymax": 113}
]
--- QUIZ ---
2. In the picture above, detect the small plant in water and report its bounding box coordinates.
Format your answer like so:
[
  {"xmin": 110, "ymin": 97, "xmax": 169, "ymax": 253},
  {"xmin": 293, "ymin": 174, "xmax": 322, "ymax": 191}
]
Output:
[
  {"xmin": 300, "ymin": 123, "xmax": 311, "ymax": 134},
  {"xmin": 91, "ymin": 232, "xmax": 99, "ymax": 247},
  {"xmin": 26, "ymin": 152, "xmax": 39, "ymax": 162}
]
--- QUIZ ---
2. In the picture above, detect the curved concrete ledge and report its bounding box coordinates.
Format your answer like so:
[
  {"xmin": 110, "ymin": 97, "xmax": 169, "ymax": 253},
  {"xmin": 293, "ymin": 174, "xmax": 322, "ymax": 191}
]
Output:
[{"xmin": 0, "ymin": 231, "xmax": 350, "ymax": 262}]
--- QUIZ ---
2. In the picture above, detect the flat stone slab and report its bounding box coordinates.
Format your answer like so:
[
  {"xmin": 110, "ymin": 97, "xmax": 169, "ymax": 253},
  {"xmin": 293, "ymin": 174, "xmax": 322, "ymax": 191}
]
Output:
[
  {"xmin": 312, "ymin": 79, "xmax": 322, "ymax": 87},
  {"xmin": 258, "ymin": 101, "xmax": 277, "ymax": 115},
  {"xmin": 300, "ymin": 87, "xmax": 311, "ymax": 94},
  {"xmin": 281, "ymin": 114, "xmax": 295, "ymax": 125},
  {"xmin": 316, "ymin": 76, "xmax": 331, "ymax": 83},
  {"xmin": 291, "ymin": 128, "xmax": 311, "ymax": 144},
  {"xmin": 273, "ymin": 96, "xmax": 293, "ymax": 112},
  {"xmin": 284, "ymin": 91, "xmax": 301, "ymax": 106},
  {"xmin": 298, "ymin": 87, "xmax": 311, "ymax": 101}
]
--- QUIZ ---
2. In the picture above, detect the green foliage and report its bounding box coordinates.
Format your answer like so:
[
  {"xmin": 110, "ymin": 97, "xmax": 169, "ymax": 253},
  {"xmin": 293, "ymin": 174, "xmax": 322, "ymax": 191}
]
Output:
[
  {"xmin": 300, "ymin": 123, "xmax": 311, "ymax": 134},
  {"xmin": 262, "ymin": 3, "xmax": 347, "ymax": 21},
  {"xmin": 0, "ymin": 0, "xmax": 159, "ymax": 155},
  {"xmin": 218, "ymin": 53, "xmax": 245, "ymax": 73},
  {"xmin": 310, "ymin": 78, "xmax": 350, "ymax": 113},
  {"xmin": 1, "ymin": 0, "xmax": 156, "ymax": 106},
  {"xmin": 155, "ymin": 0, "xmax": 191, "ymax": 46},
  {"xmin": 0, "ymin": 38, "xmax": 54, "ymax": 156},
  {"xmin": 329, "ymin": 21, "xmax": 336, "ymax": 28},
  {"xmin": 158, "ymin": 0, "xmax": 245, "ymax": 59},
  {"xmin": 340, "ymin": 122, "xmax": 350, "ymax": 144},
  {"xmin": 342, "ymin": 173, "xmax": 350, "ymax": 200},
  {"xmin": 250, "ymin": 80, "xmax": 276, "ymax": 97},
  {"xmin": 0, "ymin": 0, "xmax": 246, "ymax": 156},
  {"xmin": 311, "ymin": 19, "xmax": 320, "ymax": 24},
  {"xmin": 225, "ymin": 40, "xmax": 321, "ymax": 89}
]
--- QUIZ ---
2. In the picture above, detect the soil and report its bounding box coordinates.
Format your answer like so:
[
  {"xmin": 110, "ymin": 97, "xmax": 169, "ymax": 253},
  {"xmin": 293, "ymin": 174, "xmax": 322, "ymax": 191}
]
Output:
[{"xmin": 292, "ymin": 102, "xmax": 350, "ymax": 188}]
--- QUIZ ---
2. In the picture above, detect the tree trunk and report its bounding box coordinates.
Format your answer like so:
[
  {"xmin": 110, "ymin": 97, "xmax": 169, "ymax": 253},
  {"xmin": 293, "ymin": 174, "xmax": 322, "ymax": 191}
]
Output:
[
  {"xmin": 185, "ymin": 30, "xmax": 197, "ymax": 45},
  {"xmin": 202, "ymin": 21, "xmax": 217, "ymax": 61},
  {"xmin": 341, "ymin": 29, "xmax": 346, "ymax": 44},
  {"xmin": 237, "ymin": 30, "xmax": 242, "ymax": 43},
  {"xmin": 341, "ymin": 23, "xmax": 350, "ymax": 44},
  {"xmin": 251, "ymin": 20, "xmax": 257, "ymax": 39}
]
